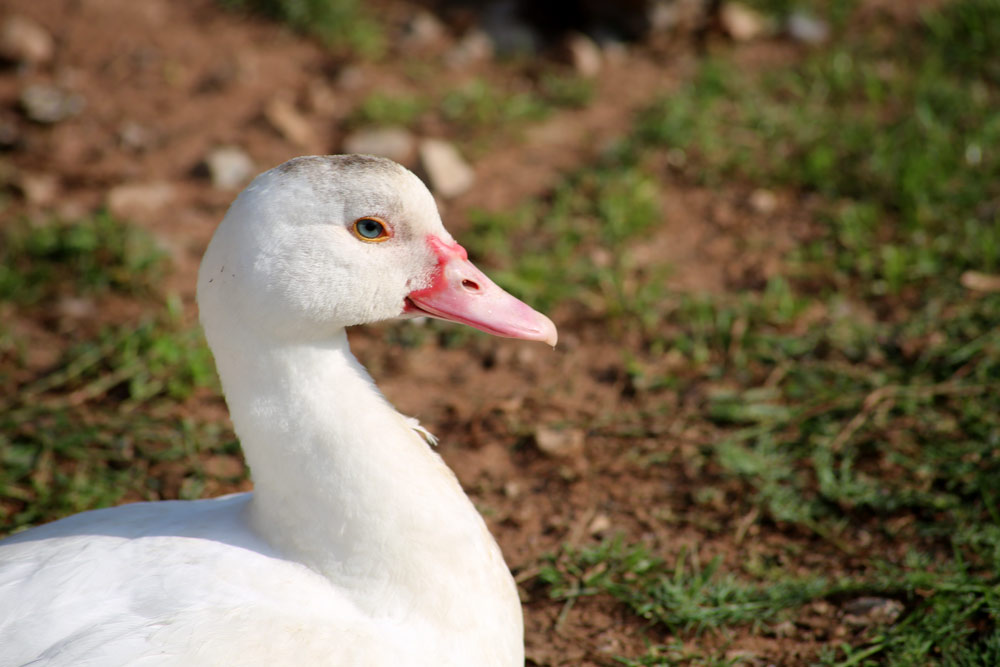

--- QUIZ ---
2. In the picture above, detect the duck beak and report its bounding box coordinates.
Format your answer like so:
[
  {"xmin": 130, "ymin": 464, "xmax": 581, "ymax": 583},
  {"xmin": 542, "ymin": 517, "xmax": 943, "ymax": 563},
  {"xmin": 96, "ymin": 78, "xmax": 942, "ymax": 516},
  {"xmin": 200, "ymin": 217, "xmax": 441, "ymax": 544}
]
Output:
[{"xmin": 404, "ymin": 236, "xmax": 558, "ymax": 347}]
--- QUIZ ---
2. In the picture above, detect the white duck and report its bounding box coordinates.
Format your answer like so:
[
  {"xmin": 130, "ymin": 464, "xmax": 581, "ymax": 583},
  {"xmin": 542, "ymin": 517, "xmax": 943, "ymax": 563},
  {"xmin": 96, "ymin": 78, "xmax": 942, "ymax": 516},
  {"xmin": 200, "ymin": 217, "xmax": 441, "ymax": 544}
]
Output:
[{"xmin": 0, "ymin": 155, "xmax": 557, "ymax": 666}]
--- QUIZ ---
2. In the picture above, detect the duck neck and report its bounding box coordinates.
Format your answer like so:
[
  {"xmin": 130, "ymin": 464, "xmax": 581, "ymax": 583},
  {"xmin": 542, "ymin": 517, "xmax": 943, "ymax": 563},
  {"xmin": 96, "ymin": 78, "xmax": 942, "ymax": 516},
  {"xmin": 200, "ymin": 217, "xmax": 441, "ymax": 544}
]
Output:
[{"xmin": 209, "ymin": 328, "xmax": 520, "ymax": 634}]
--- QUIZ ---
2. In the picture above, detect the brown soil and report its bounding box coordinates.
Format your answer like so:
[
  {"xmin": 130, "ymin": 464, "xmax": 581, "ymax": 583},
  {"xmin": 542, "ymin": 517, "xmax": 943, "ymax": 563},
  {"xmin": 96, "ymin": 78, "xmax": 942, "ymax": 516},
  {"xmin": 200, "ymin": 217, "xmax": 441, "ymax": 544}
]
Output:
[{"xmin": 0, "ymin": 1, "xmax": 907, "ymax": 664}]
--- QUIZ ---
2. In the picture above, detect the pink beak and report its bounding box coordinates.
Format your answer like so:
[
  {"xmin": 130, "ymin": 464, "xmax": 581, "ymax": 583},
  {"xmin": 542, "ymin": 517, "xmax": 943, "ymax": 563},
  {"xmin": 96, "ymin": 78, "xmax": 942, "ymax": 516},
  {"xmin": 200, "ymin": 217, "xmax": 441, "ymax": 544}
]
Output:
[{"xmin": 404, "ymin": 236, "xmax": 558, "ymax": 347}]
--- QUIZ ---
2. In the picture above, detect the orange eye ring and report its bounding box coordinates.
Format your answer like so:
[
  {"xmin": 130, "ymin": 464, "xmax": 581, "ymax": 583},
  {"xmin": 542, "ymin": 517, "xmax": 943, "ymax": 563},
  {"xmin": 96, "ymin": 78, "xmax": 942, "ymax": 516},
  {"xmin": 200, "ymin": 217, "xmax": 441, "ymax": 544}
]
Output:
[{"xmin": 351, "ymin": 217, "xmax": 391, "ymax": 243}]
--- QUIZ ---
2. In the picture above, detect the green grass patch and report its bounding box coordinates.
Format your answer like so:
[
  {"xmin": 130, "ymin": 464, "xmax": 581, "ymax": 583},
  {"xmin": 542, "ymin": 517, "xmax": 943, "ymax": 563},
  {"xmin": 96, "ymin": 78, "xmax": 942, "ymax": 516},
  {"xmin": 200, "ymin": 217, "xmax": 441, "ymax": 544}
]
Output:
[
  {"xmin": 348, "ymin": 91, "xmax": 428, "ymax": 128},
  {"xmin": 465, "ymin": 160, "xmax": 661, "ymax": 322},
  {"xmin": 636, "ymin": 4, "xmax": 1000, "ymax": 298},
  {"xmin": 1, "ymin": 310, "xmax": 230, "ymax": 534},
  {"xmin": 348, "ymin": 74, "xmax": 594, "ymax": 146},
  {"xmin": 540, "ymin": 537, "xmax": 999, "ymax": 665},
  {"xmin": 0, "ymin": 210, "xmax": 228, "ymax": 534},
  {"xmin": 0, "ymin": 212, "xmax": 164, "ymax": 305},
  {"xmin": 219, "ymin": 0, "xmax": 383, "ymax": 57},
  {"xmin": 541, "ymin": 539, "xmax": 835, "ymax": 633},
  {"xmin": 498, "ymin": 1, "xmax": 1000, "ymax": 662},
  {"xmin": 440, "ymin": 78, "xmax": 551, "ymax": 130}
]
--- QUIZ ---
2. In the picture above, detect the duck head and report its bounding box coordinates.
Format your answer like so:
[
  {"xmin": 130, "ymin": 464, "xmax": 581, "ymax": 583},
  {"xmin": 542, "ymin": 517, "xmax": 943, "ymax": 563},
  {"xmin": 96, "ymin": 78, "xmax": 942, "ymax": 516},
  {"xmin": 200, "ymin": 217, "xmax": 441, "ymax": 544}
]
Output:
[{"xmin": 197, "ymin": 155, "xmax": 557, "ymax": 346}]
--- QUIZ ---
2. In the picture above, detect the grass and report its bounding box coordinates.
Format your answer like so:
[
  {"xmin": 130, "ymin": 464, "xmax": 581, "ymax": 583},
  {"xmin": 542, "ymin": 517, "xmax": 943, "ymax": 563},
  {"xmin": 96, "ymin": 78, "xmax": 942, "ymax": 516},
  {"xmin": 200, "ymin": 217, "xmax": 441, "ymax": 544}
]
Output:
[
  {"xmin": 0, "ymin": 305, "xmax": 230, "ymax": 533},
  {"xmin": 348, "ymin": 91, "xmax": 428, "ymax": 129},
  {"xmin": 0, "ymin": 215, "xmax": 236, "ymax": 535},
  {"xmin": 465, "ymin": 163, "xmax": 661, "ymax": 316},
  {"xmin": 0, "ymin": 212, "xmax": 164, "ymax": 305},
  {"xmin": 347, "ymin": 74, "xmax": 595, "ymax": 149},
  {"xmin": 219, "ymin": 0, "xmax": 383, "ymax": 57},
  {"xmin": 635, "ymin": 8, "xmax": 1000, "ymax": 297},
  {"xmin": 459, "ymin": 0, "xmax": 1000, "ymax": 662},
  {"xmin": 541, "ymin": 539, "xmax": 839, "ymax": 634},
  {"xmin": 542, "ymin": 537, "xmax": 1000, "ymax": 665}
]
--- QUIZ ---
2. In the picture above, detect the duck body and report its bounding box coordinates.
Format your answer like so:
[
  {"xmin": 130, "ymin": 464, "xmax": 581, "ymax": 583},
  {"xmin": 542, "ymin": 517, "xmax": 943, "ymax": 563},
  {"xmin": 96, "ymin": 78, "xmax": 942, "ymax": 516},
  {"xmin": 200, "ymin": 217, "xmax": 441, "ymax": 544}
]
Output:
[{"xmin": 0, "ymin": 156, "xmax": 556, "ymax": 666}]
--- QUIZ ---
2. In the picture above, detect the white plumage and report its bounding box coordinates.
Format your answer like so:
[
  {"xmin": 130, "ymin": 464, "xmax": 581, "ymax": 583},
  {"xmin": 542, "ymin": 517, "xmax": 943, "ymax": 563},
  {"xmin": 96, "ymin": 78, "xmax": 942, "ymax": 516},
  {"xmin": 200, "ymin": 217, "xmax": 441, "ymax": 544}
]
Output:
[{"xmin": 0, "ymin": 155, "xmax": 556, "ymax": 666}]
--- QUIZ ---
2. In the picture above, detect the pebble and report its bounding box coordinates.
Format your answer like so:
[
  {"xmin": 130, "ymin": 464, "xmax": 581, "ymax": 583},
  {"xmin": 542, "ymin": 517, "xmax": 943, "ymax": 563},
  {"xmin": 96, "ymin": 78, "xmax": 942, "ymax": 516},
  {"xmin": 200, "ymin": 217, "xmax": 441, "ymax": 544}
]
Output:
[
  {"xmin": 0, "ymin": 15, "xmax": 54, "ymax": 65},
  {"xmin": 107, "ymin": 181, "xmax": 175, "ymax": 219},
  {"xmin": 588, "ymin": 513, "xmax": 612, "ymax": 536},
  {"xmin": 649, "ymin": 1, "xmax": 679, "ymax": 32},
  {"xmin": 305, "ymin": 79, "xmax": 339, "ymax": 115},
  {"xmin": 534, "ymin": 426, "xmax": 585, "ymax": 459},
  {"xmin": 118, "ymin": 120, "xmax": 156, "ymax": 151},
  {"xmin": 719, "ymin": 2, "xmax": 767, "ymax": 41},
  {"xmin": 343, "ymin": 126, "xmax": 415, "ymax": 164},
  {"xmin": 562, "ymin": 33, "xmax": 602, "ymax": 77},
  {"xmin": 445, "ymin": 30, "xmax": 493, "ymax": 69},
  {"xmin": 17, "ymin": 171, "xmax": 58, "ymax": 206},
  {"xmin": 335, "ymin": 66, "xmax": 365, "ymax": 91},
  {"xmin": 749, "ymin": 188, "xmax": 777, "ymax": 214},
  {"xmin": 20, "ymin": 84, "xmax": 85, "ymax": 124},
  {"xmin": 772, "ymin": 620, "xmax": 797, "ymax": 637},
  {"xmin": 204, "ymin": 146, "xmax": 254, "ymax": 190},
  {"xmin": 842, "ymin": 597, "xmax": 904, "ymax": 626},
  {"xmin": 264, "ymin": 96, "xmax": 317, "ymax": 148},
  {"xmin": 55, "ymin": 296, "xmax": 97, "ymax": 321},
  {"xmin": 402, "ymin": 10, "xmax": 445, "ymax": 48},
  {"xmin": 787, "ymin": 11, "xmax": 829, "ymax": 45},
  {"xmin": 960, "ymin": 271, "xmax": 1000, "ymax": 292},
  {"xmin": 417, "ymin": 138, "xmax": 474, "ymax": 198}
]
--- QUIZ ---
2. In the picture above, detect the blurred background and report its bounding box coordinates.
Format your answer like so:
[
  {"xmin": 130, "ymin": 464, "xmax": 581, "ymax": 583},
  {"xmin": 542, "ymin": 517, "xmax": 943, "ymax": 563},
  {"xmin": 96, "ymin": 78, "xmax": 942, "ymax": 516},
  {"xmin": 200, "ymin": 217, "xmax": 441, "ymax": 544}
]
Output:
[{"xmin": 0, "ymin": 0, "xmax": 998, "ymax": 664}]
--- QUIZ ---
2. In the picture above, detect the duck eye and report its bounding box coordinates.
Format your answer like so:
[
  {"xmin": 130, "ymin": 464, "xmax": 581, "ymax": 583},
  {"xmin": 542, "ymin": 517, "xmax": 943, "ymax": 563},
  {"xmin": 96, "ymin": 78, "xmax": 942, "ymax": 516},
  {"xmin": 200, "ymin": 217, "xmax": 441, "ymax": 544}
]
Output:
[{"xmin": 352, "ymin": 217, "xmax": 390, "ymax": 242}]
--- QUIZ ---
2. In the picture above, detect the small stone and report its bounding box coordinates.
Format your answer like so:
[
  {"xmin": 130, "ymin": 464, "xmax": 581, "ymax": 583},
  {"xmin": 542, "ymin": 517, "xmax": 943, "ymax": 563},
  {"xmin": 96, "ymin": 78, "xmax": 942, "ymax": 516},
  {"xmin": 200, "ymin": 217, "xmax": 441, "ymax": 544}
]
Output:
[
  {"xmin": 17, "ymin": 172, "xmax": 57, "ymax": 206},
  {"xmin": 961, "ymin": 271, "xmax": 1000, "ymax": 292},
  {"xmin": 343, "ymin": 126, "xmax": 415, "ymax": 164},
  {"xmin": 534, "ymin": 426, "xmax": 585, "ymax": 459},
  {"xmin": 590, "ymin": 247, "xmax": 612, "ymax": 268},
  {"xmin": 118, "ymin": 121, "xmax": 155, "ymax": 151},
  {"xmin": 724, "ymin": 650, "xmax": 759, "ymax": 664},
  {"xmin": 418, "ymin": 138, "xmax": 474, "ymax": 199},
  {"xmin": 749, "ymin": 188, "xmax": 777, "ymax": 214},
  {"xmin": 204, "ymin": 146, "xmax": 254, "ymax": 190},
  {"xmin": 446, "ymin": 30, "xmax": 493, "ymax": 68},
  {"xmin": 0, "ymin": 15, "xmax": 54, "ymax": 65},
  {"xmin": 841, "ymin": 597, "xmax": 904, "ymax": 626},
  {"xmin": 588, "ymin": 513, "xmax": 612, "ymax": 535},
  {"xmin": 305, "ymin": 79, "xmax": 338, "ymax": 115},
  {"xmin": 720, "ymin": 2, "xmax": 767, "ymax": 42},
  {"xmin": 649, "ymin": 2, "xmax": 679, "ymax": 32},
  {"xmin": 335, "ymin": 66, "xmax": 365, "ymax": 91},
  {"xmin": 562, "ymin": 33, "xmax": 602, "ymax": 77},
  {"xmin": 402, "ymin": 10, "xmax": 445, "ymax": 48},
  {"xmin": 787, "ymin": 11, "xmax": 829, "ymax": 45},
  {"xmin": 772, "ymin": 620, "xmax": 797, "ymax": 638},
  {"xmin": 503, "ymin": 480, "xmax": 521, "ymax": 498},
  {"xmin": 20, "ymin": 84, "xmax": 85, "ymax": 124},
  {"xmin": 264, "ymin": 96, "xmax": 317, "ymax": 148},
  {"xmin": 107, "ymin": 181, "xmax": 175, "ymax": 219},
  {"xmin": 55, "ymin": 296, "xmax": 96, "ymax": 321}
]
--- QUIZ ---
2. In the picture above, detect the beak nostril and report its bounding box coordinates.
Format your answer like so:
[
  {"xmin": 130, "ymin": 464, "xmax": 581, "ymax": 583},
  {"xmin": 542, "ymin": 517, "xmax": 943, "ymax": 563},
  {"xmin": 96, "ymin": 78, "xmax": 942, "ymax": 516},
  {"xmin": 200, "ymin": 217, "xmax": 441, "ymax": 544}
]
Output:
[{"xmin": 461, "ymin": 279, "xmax": 480, "ymax": 292}]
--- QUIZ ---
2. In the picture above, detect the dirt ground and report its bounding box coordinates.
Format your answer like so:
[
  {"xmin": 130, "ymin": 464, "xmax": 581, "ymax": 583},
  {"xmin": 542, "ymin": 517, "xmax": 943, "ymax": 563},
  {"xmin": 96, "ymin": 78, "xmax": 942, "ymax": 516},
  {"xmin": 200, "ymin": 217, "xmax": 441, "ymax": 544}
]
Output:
[{"xmin": 0, "ymin": 1, "xmax": 927, "ymax": 664}]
